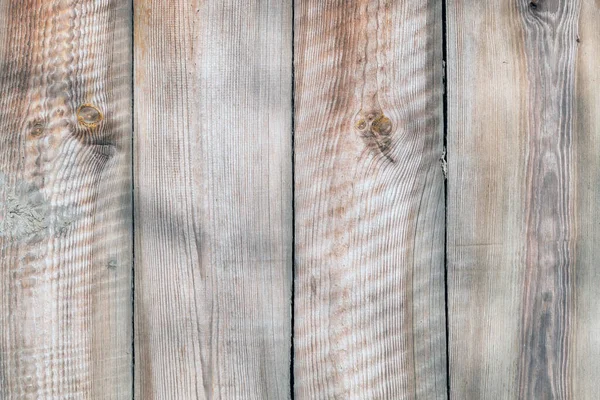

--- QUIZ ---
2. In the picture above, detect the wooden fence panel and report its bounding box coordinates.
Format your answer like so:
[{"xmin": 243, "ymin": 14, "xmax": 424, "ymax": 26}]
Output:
[
  {"xmin": 0, "ymin": 0, "xmax": 133, "ymax": 398},
  {"xmin": 447, "ymin": 0, "xmax": 600, "ymax": 398},
  {"xmin": 134, "ymin": 0, "xmax": 293, "ymax": 398},
  {"xmin": 294, "ymin": 1, "xmax": 447, "ymax": 398},
  {"xmin": 6, "ymin": 0, "xmax": 598, "ymax": 398}
]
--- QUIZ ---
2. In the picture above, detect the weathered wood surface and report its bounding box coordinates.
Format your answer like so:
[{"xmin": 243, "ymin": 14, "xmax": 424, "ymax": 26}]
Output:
[
  {"xmin": 448, "ymin": 0, "xmax": 600, "ymax": 398},
  {"xmin": 134, "ymin": 0, "xmax": 293, "ymax": 398},
  {"xmin": 294, "ymin": 1, "xmax": 446, "ymax": 398},
  {"xmin": 574, "ymin": 2, "xmax": 600, "ymax": 398},
  {"xmin": 0, "ymin": 0, "xmax": 133, "ymax": 398}
]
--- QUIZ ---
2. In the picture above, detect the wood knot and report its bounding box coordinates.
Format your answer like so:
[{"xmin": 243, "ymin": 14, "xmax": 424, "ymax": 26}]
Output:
[
  {"xmin": 542, "ymin": 292, "xmax": 552, "ymax": 302},
  {"xmin": 371, "ymin": 115, "xmax": 392, "ymax": 136},
  {"xmin": 29, "ymin": 119, "xmax": 46, "ymax": 137},
  {"xmin": 77, "ymin": 104, "xmax": 103, "ymax": 128},
  {"xmin": 355, "ymin": 111, "xmax": 394, "ymax": 162},
  {"xmin": 107, "ymin": 259, "xmax": 118, "ymax": 270}
]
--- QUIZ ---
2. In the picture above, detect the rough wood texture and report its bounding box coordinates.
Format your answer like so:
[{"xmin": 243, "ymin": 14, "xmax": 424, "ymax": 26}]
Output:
[
  {"xmin": 0, "ymin": 0, "xmax": 132, "ymax": 398},
  {"xmin": 448, "ymin": 0, "xmax": 600, "ymax": 398},
  {"xmin": 574, "ymin": 0, "xmax": 600, "ymax": 398},
  {"xmin": 134, "ymin": 0, "xmax": 293, "ymax": 398},
  {"xmin": 294, "ymin": 1, "xmax": 446, "ymax": 398}
]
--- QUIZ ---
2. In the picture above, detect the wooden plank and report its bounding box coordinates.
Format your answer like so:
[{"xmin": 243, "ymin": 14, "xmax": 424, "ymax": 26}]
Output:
[
  {"xmin": 0, "ymin": 0, "xmax": 132, "ymax": 398},
  {"xmin": 574, "ymin": 1, "xmax": 600, "ymax": 398},
  {"xmin": 294, "ymin": 1, "xmax": 446, "ymax": 398},
  {"xmin": 447, "ymin": 3, "xmax": 529, "ymax": 397},
  {"xmin": 447, "ymin": 0, "xmax": 600, "ymax": 398},
  {"xmin": 133, "ymin": 1, "xmax": 293, "ymax": 398}
]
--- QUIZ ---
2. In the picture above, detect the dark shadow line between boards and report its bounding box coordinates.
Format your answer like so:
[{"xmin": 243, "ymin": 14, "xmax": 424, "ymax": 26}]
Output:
[
  {"xmin": 441, "ymin": 0, "xmax": 451, "ymax": 398},
  {"xmin": 290, "ymin": 1, "xmax": 297, "ymax": 399},
  {"xmin": 130, "ymin": 0, "xmax": 136, "ymax": 398}
]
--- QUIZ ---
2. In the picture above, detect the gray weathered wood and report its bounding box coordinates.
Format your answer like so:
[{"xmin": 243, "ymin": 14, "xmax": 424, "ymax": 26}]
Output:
[
  {"xmin": 447, "ymin": 0, "xmax": 600, "ymax": 398},
  {"xmin": 294, "ymin": 1, "xmax": 447, "ymax": 398},
  {"xmin": 0, "ymin": 0, "xmax": 133, "ymax": 398},
  {"xmin": 134, "ymin": 0, "xmax": 293, "ymax": 398},
  {"xmin": 573, "ymin": 1, "xmax": 600, "ymax": 398}
]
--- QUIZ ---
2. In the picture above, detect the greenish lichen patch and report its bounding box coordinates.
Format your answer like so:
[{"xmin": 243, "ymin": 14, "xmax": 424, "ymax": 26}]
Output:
[{"xmin": 0, "ymin": 173, "xmax": 75, "ymax": 242}]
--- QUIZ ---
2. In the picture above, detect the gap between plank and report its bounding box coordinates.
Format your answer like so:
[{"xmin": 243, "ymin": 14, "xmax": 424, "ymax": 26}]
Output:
[
  {"xmin": 290, "ymin": 1, "xmax": 296, "ymax": 399},
  {"xmin": 130, "ymin": 0, "xmax": 136, "ymax": 397},
  {"xmin": 441, "ymin": 0, "xmax": 451, "ymax": 398}
]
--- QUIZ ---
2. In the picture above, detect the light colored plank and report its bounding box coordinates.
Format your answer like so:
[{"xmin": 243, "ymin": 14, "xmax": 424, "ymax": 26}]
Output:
[
  {"xmin": 0, "ymin": 0, "xmax": 133, "ymax": 398},
  {"xmin": 446, "ymin": 3, "xmax": 529, "ymax": 398},
  {"xmin": 133, "ymin": 1, "xmax": 293, "ymax": 398},
  {"xmin": 574, "ymin": 1, "xmax": 600, "ymax": 398},
  {"xmin": 447, "ymin": 0, "xmax": 599, "ymax": 398},
  {"xmin": 294, "ymin": 1, "xmax": 446, "ymax": 398}
]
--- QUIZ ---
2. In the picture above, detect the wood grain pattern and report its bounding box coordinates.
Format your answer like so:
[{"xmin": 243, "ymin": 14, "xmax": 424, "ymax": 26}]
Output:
[
  {"xmin": 447, "ymin": 0, "xmax": 600, "ymax": 398},
  {"xmin": 0, "ymin": 0, "xmax": 133, "ymax": 398},
  {"xmin": 134, "ymin": 0, "xmax": 293, "ymax": 398},
  {"xmin": 294, "ymin": 1, "xmax": 446, "ymax": 398},
  {"xmin": 574, "ymin": 0, "xmax": 600, "ymax": 398}
]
